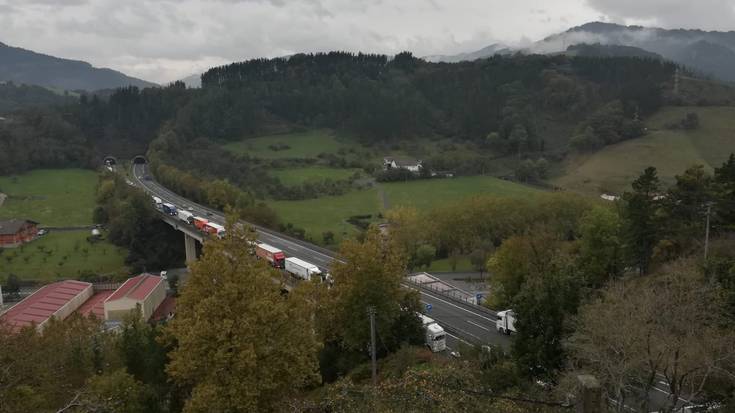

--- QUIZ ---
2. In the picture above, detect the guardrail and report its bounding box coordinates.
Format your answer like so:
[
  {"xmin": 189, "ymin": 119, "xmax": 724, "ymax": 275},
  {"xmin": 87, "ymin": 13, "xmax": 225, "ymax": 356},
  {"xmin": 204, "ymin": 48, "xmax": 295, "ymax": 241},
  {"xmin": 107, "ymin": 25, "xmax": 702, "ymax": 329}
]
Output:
[{"xmin": 404, "ymin": 276, "xmax": 498, "ymax": 318}]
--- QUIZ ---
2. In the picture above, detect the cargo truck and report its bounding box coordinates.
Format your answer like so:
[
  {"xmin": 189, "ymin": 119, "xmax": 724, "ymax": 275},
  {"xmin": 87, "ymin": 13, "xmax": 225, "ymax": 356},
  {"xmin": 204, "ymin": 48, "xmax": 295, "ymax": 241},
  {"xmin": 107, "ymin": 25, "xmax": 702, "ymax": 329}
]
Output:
[
  {"xmin": 193, "ymin": 217, "xmax": 208, "ymax": 231},
  {"xmin": 177, "ymin": 210, "xmax": 194, "ymax": 224},
  {"xmin": 284, "ymin": 257, "xmax": 322, "ymax": 281},
  {"xmin": 152, "ymin": 196, "xmax": 162, "ymax": 209},
  {"xmin": 418, "ymin": 314, "xmax": 447, "ymax": 352},
  {"xmin": 256, "ymin": 243, "xmax": 285, "ymax": 268},
  {"xmin": 496, "ymin": 310, "xmax": 516, "ymax": 335},
  {"xmin": 161, "ymin": 202, "xmax": 177, "ymax": 216},
  {"xmin": 204, "ymin": 222, "xmax": 226, "ymax": 238}
]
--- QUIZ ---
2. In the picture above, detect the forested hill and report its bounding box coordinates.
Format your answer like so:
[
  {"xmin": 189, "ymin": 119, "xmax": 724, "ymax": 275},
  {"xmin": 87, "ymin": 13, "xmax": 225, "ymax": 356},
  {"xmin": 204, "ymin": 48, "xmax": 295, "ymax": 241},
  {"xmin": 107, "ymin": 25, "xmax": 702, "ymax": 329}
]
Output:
[
  {"xmin": 2, "ymin": 52, "xmax": 682, "ymax": 197},
  {"xmin": 0, "ymin": 41, "xmax": 157, "ymax": 91},
  {"xmin": 198, "ymin": 52, "xmax": 674, "ymax": 146}
]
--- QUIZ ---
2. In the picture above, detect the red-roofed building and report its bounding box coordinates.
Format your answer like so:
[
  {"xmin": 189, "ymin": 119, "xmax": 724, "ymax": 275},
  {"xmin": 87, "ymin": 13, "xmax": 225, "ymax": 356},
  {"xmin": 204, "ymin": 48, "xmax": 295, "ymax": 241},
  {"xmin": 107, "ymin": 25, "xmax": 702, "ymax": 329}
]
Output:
[
  {"xmin": 0, "ymin": 280, "xmax": 92, "ymax": 331},
  {"xmin": 0, "ymin": 219, "xmax": 39, "ymax": 247},
  {"xmin": 151, "ymin": 296, "xmax": 176, "ymax": 323},
  {"xmin": 103, "ymin": 274, "xmax": 166, "ymax": 321},
  {"xmin": 76, "ymin": 290, "xmax": 114, "ymax": 320}
]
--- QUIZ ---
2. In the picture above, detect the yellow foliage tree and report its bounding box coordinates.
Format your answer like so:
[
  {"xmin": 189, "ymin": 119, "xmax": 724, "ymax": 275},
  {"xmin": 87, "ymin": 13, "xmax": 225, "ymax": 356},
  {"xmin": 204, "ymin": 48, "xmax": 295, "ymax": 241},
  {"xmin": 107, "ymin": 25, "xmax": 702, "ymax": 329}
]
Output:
[{"xmin": 164, "ymin": 223, "xmax": 320, "ymax": 412}]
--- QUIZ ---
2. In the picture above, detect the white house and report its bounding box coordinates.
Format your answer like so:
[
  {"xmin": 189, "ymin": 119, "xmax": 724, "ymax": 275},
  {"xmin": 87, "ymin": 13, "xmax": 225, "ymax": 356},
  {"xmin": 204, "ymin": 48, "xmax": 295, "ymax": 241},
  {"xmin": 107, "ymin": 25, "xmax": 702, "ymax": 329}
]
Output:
[{"xmin": 383, "ymin": 157, "xmax": 422, "ymax": 173}]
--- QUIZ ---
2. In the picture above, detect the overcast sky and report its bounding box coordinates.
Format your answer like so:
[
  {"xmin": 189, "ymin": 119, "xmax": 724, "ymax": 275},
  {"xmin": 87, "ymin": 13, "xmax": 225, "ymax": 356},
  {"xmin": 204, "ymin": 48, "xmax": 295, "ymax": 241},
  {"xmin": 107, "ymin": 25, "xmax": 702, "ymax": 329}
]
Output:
[{"xmin": 1, "ymin": 0, "xmax": 733, "ymax": 84}]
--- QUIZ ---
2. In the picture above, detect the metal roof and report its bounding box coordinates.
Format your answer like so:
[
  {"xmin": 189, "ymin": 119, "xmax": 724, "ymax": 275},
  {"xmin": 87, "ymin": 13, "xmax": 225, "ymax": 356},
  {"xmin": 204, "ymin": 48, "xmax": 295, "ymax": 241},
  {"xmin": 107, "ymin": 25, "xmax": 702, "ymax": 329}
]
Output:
[
  {"xmin": 1, "ymin": 280, "xmax": 91, "ymax": 330},
  {"xmin": 105, "ymin": 274, "xmax": 163, "ymax": 302}
]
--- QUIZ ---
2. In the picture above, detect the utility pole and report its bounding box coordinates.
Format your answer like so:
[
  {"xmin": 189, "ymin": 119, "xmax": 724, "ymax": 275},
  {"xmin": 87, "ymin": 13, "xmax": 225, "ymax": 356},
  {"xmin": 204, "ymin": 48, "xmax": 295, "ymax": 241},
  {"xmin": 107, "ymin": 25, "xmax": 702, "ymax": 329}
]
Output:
[
  {"xmin": 704, "ymin": 203, "xmax": 712, "ymax": 260},
  {"xmin": 368, "ymin": 306, "xmax": 377, "ymax": 387}
]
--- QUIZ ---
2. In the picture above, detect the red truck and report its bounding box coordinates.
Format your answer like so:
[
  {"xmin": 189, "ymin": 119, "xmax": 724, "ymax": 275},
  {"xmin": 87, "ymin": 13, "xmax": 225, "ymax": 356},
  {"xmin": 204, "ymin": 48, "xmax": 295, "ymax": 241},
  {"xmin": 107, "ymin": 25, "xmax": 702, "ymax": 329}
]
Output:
[
  {"xmin": 256, "ymin": 243, "xmax": 285, "ymax": 268},
  {"xmin": 193, "ymin": 217, "xmax": 208, "ymax": 231}
]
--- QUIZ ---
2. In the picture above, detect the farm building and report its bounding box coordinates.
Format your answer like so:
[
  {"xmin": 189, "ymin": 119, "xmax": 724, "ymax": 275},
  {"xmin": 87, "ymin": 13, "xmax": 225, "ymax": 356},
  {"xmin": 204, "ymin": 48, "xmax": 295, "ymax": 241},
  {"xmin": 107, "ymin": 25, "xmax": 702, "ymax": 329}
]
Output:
[
  {"xmin": 0, "ymin": 219, "xmax": 39, "ymax": 247},
  {"xmin": 0, "ymin": 280, "xmax": 93, "ymax": 332},
  {"xmin": 103, "ymin": 274, "xmax": 166, "ymax": 322},
  {"xmin": 383, "ymin": 157, "xmax": 423, "ymax": 173}
]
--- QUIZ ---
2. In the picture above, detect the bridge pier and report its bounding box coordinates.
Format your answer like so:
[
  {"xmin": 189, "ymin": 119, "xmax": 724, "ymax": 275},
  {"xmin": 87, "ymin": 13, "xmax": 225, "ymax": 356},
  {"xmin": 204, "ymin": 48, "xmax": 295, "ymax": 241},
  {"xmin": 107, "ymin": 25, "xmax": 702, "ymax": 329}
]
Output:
[{"xmin": 184, "ymin": 233, "xmax": 198, "ymax": 262}]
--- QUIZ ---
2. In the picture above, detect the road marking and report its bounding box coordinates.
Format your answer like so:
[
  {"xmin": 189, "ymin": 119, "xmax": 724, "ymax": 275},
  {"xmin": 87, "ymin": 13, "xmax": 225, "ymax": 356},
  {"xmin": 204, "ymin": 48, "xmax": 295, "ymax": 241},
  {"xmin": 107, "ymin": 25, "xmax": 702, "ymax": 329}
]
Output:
[
  {"xmin": 466, "ymin": 320, "xmax": 490, "ymax": 331},
  {"xmin": 444, "ymin": 331, "xmax": 472, "ymax": 346},
  {"xmin": 419, "ymin": 291, "xmax": 497, "ymax": 323}
]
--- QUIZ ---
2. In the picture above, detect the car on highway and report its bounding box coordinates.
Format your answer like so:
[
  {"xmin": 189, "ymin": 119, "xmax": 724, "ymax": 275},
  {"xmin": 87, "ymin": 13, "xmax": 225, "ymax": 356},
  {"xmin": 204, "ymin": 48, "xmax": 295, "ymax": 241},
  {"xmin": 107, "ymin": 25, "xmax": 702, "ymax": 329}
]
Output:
[{"xmin": 37, "ymin": 229, "xmax": 48, "ymax": 236}]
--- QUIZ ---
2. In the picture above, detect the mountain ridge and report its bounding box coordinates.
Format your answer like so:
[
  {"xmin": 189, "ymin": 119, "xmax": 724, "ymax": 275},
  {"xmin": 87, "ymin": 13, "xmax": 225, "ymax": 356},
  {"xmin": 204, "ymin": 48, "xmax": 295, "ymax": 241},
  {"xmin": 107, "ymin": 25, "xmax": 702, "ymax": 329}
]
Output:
[{"xmin": 0, "ymin": 41, "xmax": 158, "ymax": 91}]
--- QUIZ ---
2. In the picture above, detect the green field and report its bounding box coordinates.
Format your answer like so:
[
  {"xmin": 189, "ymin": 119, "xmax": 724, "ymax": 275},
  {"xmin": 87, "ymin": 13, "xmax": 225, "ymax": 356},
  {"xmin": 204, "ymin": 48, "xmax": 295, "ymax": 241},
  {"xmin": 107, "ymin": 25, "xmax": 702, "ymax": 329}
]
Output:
[
  {"xmin": 555, "ymin": 106, "xmax": 735, "ymax": 194},
  {"xmin": 223, "ymin": 130, "xmax": 357, "ymax": 159},
  {"xmin": 271, "ymin": 167, "xmax": 361, "ymax": 186},
  {"xmin": 426, "ymin": 256, "xmax": 474, "ymax": 272},
  {"xmin": 0, "ymin": 169, "xmax": 98, "ymax": 226},
  {"xmin": 271, "ymin": 176, "xmax": 541, "ymax": 244},
  {"xmin": 0, "ymin": 230, "xmax": 128, "ymax": 282},
  {"xmin": 381, "ymin": 176, "xmax": 540, "ymax": 211},
  {"xmin": 270, "ymin": 188, "xmax": 380, "ymax": 243}
]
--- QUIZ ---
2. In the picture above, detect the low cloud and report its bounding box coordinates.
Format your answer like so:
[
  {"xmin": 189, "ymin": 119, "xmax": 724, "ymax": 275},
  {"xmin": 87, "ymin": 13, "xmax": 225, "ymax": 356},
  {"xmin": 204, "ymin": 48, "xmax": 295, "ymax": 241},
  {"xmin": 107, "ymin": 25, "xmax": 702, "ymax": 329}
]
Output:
[
  {"xmin": 0, "ymin": 0, "xmax": 600, "ymax": 83},
  {"xmin": 586, "ymin": 0, "xmax": 735, "ymax": 30}
]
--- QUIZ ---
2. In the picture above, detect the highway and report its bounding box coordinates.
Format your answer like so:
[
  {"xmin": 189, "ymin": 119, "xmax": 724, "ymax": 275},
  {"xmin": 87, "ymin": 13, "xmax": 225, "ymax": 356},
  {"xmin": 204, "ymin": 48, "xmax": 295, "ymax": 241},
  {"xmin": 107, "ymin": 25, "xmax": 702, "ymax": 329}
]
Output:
[{"xmin": 131, "ymin": 162, "xmax": 510, "ymax": 351}]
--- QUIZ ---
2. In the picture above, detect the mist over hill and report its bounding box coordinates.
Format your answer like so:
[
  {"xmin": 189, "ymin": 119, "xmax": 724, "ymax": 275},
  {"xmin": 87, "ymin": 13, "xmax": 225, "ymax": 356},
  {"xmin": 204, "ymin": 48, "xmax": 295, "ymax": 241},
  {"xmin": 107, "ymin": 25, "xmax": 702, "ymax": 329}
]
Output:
[
  {"xmin": 430, "ymin": 22, "xmax": 735, "ymax": 82},
  {"xmin": 0, "ymin": 41, "xmax": 157, "ymax": 91}
]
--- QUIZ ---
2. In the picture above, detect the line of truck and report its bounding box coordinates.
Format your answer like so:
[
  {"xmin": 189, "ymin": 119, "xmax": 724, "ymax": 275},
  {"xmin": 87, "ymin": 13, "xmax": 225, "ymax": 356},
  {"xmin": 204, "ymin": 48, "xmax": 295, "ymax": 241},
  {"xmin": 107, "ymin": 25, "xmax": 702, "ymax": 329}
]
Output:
[
  {"xmin": 151, "ymin": 195, "xmax": 226, "ymax": 238},
  {"xmin": 151, "ymin": 194, "xmax": 452, "ymax": 352}
]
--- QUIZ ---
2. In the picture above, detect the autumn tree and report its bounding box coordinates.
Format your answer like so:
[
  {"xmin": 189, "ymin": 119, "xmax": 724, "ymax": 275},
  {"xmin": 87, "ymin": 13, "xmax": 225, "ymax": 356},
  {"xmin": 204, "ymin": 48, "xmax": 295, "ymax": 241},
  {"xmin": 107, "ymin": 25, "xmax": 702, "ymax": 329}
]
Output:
[
  {"xmin": 164, "ymin": 223, "xmax": 320, "ymax": 412},
  {"xmin": 566, "ymin": 260, "xmax": 735, "ymax": 412},
  {"xmin": 323, "ymin": 227, "xmax": 422, "ymax": 356},
  {"xmin": 487, "ymin": 232, "xmax": 560, "ymax": 308}
]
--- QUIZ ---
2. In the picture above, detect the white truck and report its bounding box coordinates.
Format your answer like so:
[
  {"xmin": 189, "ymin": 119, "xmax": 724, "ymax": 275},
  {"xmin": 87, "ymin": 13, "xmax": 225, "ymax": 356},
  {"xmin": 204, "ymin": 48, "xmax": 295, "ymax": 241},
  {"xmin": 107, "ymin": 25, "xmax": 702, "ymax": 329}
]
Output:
[
  {"xmin": 496, "ymin": 310, "xmax": 516, "ymax": 335},
  {"xmin": 418, "ymin": 314, "xmax": 447, "ymax": 352},
  {"xmin": 152, "ymin": 196, "xmax": 162, "ymax": 209},
  {"xmin": 284, "ymin": 257, "xmax": 322, "ymax": 281},
  {"xmin": 177, "ymin": 210, "xmax": 194, "ymax": 224}
]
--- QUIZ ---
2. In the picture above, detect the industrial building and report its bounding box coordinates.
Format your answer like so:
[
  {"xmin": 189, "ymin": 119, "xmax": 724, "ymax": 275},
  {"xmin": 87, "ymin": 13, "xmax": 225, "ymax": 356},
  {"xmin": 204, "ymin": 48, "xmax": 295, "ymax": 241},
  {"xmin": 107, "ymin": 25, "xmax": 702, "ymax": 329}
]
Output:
[
  {"xmin": 0, "ymin": 280, "xmax": 93, "ymax": 331},
  {"xmin": 1, "ymin": 274, "xmax": 170, "ymax": 332},
  {"xmin": 103, "ymin": 274, "xmax": 166, "ymax": 322}
]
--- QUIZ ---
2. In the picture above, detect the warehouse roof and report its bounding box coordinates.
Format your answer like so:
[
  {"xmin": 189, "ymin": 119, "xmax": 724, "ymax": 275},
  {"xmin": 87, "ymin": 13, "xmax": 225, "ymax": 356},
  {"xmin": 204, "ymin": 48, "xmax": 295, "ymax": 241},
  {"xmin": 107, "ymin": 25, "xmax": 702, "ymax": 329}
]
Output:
[
  {"xmin": 76, "ymin": 290, "xmax": 114, "ymax": 319},
  {"xmin": 106, "ymin": 274, "xmax": 163, "ymax": 302},
  {"xmin": 0, "ymin": 219, "xmax": 38, "ymax": 235},
  {"xmin": 0, "ymin": 280, "xmax": 91, "ymax": 330}
]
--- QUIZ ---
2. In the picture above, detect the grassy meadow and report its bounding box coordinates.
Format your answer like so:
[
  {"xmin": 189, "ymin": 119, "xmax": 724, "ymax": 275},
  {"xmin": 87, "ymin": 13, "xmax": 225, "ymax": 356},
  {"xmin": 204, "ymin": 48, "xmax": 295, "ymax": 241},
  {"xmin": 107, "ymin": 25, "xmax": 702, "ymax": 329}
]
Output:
[
  {"xmin": 554, "ymin": 106, "xmax": 735, "ymax": 194},
  {"xmin": 0, "ymin": 168, "xmax": 130, "ymax": 282},
  {"xmin": 271, "ymin": 176, "xmax": 542, "ymax": 244},
  {"xmin": 0, "ymin": 169, "xmax": 98, "ymax": 226},
  {"xmin": 222, "ymin": 130, "xmax": 357, "ymax": 159},
  {"xmin": 0, "ymin": 230, "xmax": 128, "ymax": 282},
  {"xmin": 271, "ymin": 167, "xmax": 361, "ymax": 186}
]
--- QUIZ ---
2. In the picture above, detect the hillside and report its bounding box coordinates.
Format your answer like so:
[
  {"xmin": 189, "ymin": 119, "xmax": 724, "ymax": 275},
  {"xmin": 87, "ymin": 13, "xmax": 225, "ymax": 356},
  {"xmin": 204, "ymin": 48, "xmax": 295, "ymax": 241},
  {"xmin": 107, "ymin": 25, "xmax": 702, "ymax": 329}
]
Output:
[
  {"xmin": 0, "ymin": 41, "xmax": 157, "ymax": 91},
  {"xmin": 553, "ymin": 106, "xmax": 735, "ymax": 194},
  {"xmin": 0, "ymin": 81, "xmax": 76, "ymax": 113}
]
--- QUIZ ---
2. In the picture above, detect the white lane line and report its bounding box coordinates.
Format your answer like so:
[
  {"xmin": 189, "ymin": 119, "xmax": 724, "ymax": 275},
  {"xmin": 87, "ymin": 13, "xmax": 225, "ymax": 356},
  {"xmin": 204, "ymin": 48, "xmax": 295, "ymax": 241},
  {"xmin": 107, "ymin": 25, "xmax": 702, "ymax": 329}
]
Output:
[
  {"xmin": 444, "ymin": 331, "xmax": 472, "ymax": 346},
  {"xmin": 419, "ymin": 291, "xmax": 497, "ymax": 322},
  {"xmin": 466, "ymin": 320, "xmax": 490, "ymax": 331}
]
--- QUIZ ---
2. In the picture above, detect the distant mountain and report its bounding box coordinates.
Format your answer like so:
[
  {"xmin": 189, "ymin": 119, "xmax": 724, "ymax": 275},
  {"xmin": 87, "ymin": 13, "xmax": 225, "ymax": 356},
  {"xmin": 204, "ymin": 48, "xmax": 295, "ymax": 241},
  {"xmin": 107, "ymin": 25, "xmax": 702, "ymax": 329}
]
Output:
[
  {"xmin": 422, "ymin": 43, "xmax": 512, "ymax": 63},
  {"xmin": 180, "ymin": 73, "xmax": 202, "ymax": 88},
  {"xmin": 564, "ymin": 43, "xmax": 662, "ymax": 59},
  {"xmin": 532, "ymin": 22, "xmax": 735, "ymax": 82},
  {"xmin": 0, "ymin": 41, "xmax": 157, "ymax": 91},
  {"xmin": 430, "ymin": 22, "xmax": 735, "ymax": 82}
]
